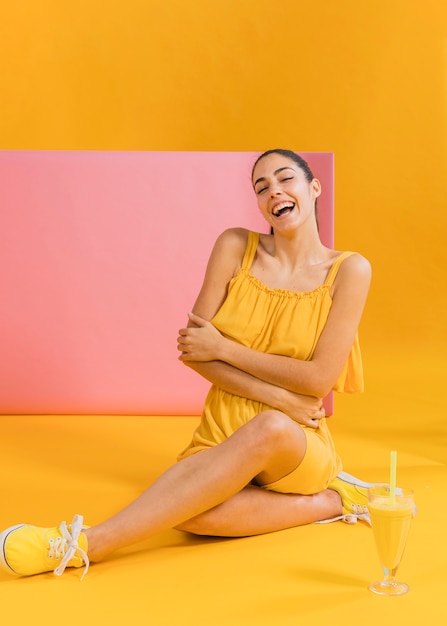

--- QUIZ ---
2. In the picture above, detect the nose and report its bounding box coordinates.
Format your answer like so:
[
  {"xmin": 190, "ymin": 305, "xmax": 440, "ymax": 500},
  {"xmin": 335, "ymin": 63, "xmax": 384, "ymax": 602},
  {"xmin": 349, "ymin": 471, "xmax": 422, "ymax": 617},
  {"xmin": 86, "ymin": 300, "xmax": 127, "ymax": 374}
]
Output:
[{"xmin": 269, "ymin": 184, "xmax": 282, "ymax": 197}]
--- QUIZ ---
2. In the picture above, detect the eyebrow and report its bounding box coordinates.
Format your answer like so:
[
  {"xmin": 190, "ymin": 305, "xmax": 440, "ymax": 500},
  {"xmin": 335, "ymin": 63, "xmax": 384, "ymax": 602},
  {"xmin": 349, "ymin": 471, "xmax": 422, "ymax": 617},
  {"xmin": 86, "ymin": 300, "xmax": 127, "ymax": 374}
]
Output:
[{"xmin": 253, "ymin": 166, "xmax": 295, "ymax": 187}]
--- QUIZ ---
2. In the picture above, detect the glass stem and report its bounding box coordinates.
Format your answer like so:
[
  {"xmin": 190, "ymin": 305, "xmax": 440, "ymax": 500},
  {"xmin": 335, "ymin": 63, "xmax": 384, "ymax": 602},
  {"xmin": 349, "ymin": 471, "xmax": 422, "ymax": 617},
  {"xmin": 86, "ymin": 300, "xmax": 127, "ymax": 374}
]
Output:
[{"xmin": 382, "ymin": 572, "xmax": 397, "ymax": 586}]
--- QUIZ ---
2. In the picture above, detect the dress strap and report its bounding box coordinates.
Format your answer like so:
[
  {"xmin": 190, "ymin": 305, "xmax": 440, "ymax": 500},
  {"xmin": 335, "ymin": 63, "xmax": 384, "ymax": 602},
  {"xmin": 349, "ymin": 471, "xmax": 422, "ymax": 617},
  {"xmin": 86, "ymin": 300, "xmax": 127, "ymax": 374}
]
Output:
[
  {"xmin": 323, "ymin": 251, "xmax": 355, "ymax": 287},
  {"xmin": 241, "ymin": 231, "xmax": 259, "ymax": 270}
]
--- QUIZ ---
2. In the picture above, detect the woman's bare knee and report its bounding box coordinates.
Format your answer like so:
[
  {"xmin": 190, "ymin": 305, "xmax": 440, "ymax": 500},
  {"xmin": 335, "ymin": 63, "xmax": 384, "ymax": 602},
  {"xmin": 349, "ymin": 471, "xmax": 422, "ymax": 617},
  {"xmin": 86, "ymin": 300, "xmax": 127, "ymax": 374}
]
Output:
[
  {"xmin": 249, "ymin": 410, "xmax": 307, "ymax": 485},
  {"xmin": 250, "ymin": 410, "xmax": 304, "ymax": 453}
]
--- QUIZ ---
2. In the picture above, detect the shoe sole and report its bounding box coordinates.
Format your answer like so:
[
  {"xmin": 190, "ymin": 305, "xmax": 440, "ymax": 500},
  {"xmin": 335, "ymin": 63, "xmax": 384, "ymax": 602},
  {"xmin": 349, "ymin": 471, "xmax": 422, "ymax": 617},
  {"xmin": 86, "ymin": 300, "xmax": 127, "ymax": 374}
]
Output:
[{"xmin": 0, "ymin": 524, "xmax": 26, "ymax": 574}]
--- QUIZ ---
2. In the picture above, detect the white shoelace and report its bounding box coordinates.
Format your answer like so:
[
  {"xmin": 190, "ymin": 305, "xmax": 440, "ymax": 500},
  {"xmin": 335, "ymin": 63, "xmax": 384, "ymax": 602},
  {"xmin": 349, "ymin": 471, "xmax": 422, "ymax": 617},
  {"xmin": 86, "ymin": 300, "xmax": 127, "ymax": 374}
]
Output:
[
  {"xmin": 316, "ymin": 511, "xmax": 372, "ymax": 526},
  {"xmin": 53, "ymin": 514, "xmax": 89, "ymax": 581}
]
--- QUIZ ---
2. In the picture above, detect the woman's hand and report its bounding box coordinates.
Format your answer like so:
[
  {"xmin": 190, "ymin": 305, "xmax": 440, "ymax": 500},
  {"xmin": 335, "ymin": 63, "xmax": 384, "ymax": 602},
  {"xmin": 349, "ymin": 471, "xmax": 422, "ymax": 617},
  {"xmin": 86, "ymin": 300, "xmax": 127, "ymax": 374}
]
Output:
[
  {"xmin": 278, "ymin": 389, "xmax": 325, "ymax": 429},
  {"xmin": 177, "ymin": 312, "xmax": 225, "ymax": 362}
]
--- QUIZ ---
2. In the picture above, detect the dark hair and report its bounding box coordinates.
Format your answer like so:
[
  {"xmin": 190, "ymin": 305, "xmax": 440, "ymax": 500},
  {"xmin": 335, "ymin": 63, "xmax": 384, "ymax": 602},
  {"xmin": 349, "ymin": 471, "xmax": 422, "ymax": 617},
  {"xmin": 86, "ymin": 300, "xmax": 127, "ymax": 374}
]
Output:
[
  {"xmin": 252, "ymin": 149, "xmax": 315, "ymax": 183},
  {"xmin": 252, "ymin": 148, "xmax": 319, "ymax": 231}
]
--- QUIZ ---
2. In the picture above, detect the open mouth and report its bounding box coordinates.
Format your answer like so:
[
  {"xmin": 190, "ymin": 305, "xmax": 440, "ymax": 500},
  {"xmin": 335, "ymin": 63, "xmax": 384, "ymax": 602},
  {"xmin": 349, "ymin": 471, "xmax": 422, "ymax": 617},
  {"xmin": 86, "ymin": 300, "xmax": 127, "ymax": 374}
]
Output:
[{"xmin": 272, "ymin": 202, "xmax": 295, "ymax": 217}]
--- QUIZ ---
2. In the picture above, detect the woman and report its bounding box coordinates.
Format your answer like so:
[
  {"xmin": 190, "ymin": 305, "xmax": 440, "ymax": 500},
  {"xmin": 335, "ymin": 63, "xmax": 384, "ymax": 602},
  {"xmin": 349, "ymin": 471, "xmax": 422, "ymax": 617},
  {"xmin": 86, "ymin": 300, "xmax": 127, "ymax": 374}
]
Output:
[{"xmin": 0, "ymin": 149, "xmax": 374, "ymax": 580}]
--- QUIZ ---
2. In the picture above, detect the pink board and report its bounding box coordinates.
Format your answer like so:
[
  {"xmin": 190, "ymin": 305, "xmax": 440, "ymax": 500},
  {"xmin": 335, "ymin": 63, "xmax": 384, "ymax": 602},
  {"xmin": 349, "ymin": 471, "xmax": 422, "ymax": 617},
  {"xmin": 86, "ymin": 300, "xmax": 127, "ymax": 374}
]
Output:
[{"xmin": 0, "ymin": 151, "xmax": 334, "ymax": 415}]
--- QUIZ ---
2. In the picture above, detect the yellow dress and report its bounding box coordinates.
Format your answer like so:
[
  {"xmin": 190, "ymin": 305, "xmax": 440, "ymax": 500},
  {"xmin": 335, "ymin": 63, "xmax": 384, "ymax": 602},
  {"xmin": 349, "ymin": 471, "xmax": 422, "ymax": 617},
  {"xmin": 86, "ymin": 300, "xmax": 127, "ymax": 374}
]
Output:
[{"xmin": 178, "ymin": 230, "xmax": 364, "ymax": 494}]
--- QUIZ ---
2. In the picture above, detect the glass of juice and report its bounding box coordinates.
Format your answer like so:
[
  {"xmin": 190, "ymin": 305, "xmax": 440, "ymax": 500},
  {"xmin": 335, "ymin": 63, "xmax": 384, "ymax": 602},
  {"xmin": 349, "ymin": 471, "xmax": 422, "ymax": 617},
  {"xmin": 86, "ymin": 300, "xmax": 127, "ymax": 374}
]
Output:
[{"xmin": 368, "ymin": 486, "xmax": 415, "ymax": 596}]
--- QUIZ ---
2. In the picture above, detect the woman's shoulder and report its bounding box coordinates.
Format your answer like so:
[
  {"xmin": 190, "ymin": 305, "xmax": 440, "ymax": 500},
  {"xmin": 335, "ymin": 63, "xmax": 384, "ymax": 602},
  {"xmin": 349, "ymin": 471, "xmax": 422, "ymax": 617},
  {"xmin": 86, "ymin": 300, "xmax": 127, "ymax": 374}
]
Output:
[
  {"xmin": 204, "ymin": 229, "xmax": 252, "ymax": 278},
  {"xmin": 216, "ymin": 227, "xmax": 251, "ymax": 243},
  {"xmin": 330, "ymin": 251, "xmax": 372, "ymax": 293},
  {"xmin": 337, "ymin": 251, "xmax": 371, "ymax": 277},
  {"xmin": 213, "ymin": 227, "xmax": 254, "ymax": 254}
]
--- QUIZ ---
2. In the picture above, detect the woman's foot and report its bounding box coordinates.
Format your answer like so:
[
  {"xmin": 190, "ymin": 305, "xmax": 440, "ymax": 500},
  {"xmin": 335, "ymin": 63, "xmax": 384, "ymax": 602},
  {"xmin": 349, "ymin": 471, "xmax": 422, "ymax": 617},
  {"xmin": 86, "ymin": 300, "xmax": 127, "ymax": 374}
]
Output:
[
  {"xmin": 318, "ymin": 472, "xmax": 383, "ymax": 525},
  {"xmin": 0, "ymin": 514, "xmax": 89, "ymax": 579}
]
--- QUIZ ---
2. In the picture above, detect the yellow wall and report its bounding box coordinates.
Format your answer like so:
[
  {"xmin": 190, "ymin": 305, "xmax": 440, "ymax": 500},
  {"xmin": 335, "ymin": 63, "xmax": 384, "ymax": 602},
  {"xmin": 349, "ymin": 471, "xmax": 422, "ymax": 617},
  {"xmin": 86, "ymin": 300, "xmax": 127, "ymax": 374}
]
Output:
[{"xmin": 1, "ymin": 0, "xmax": 446, "ymax": 361}]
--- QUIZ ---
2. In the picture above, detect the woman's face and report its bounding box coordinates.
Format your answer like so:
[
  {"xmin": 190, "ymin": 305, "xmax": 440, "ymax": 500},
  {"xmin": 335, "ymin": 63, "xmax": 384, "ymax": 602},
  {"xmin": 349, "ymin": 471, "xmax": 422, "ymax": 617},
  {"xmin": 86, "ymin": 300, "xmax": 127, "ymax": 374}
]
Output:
[{"xmin": 252, "ymin": 153, "xmax": 321, "ymax": 233}]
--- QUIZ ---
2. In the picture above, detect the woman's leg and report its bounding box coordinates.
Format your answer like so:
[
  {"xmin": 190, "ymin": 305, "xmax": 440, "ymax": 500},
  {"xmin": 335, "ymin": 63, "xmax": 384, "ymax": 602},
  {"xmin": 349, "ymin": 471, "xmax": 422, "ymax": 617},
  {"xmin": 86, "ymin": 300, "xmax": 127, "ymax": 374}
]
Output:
[
  {"xmin": 176, "ymin": 485, "xmax": 342, "ymax": 537},
  {"xmin": 85, "ymin": 410, "xmax": 326, "ymax": 561}
]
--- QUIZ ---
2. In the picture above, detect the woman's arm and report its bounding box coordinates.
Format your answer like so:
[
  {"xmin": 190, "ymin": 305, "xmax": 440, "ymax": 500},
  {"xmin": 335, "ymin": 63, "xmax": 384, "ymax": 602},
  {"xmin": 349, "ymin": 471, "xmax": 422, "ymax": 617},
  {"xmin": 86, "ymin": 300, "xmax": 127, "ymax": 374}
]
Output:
[
  {"xmin": 185, "ymin": 227, "xmax": 247, "ymax": 322},
  {"xmin": 183, "ymin": 359, "xmax": 325, "ymax": 428},
  {"xmin": 180, "ymin": 253, "xmax": 372, "ymax": 398}
]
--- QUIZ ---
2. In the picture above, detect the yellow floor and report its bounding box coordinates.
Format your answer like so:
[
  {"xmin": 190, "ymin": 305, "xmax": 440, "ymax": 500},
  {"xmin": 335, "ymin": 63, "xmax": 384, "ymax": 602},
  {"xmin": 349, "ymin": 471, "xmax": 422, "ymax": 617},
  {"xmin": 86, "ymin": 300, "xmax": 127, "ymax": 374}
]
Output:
[{"xmin": 1, "ymin": 354, "xmax": 445, "ymax": 626}]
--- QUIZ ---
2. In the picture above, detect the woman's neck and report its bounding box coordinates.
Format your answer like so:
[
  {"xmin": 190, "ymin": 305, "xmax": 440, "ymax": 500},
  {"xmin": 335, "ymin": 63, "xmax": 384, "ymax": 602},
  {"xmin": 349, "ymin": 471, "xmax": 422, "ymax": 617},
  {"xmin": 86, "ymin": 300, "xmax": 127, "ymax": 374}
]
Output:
[{"xmin": 267, "ymin": 227, "xmax": 330, "ymax": 270}]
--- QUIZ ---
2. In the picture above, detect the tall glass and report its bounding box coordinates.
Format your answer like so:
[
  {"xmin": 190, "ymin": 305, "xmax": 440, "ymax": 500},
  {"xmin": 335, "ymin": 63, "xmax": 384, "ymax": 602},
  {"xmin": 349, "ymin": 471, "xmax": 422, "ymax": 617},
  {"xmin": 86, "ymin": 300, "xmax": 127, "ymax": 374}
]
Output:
[{"xmin": 368, "ymin": 486, "xmax": 415, "ymax": 596}]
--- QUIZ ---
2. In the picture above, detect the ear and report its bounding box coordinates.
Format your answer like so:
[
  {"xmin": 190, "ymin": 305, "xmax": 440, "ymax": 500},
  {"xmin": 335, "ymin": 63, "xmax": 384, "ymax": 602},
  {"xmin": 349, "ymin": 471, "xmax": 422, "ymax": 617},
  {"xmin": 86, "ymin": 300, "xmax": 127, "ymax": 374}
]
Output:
[{"xmin": 311, "ymin": 178, "xmax": 322, "ymax": 198}]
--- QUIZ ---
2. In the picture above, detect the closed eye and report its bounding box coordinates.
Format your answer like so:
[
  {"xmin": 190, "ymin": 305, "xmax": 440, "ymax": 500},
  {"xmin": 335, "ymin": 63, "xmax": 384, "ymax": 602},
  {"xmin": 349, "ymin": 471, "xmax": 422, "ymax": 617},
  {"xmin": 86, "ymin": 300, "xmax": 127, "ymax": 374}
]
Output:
[
  {"xmin": 255, "ymin": 176, "xmax": 294, "ymax": 194},
  {"xmin": 256, "ymin": 186, "xmax": 268, "ymax": 195}
]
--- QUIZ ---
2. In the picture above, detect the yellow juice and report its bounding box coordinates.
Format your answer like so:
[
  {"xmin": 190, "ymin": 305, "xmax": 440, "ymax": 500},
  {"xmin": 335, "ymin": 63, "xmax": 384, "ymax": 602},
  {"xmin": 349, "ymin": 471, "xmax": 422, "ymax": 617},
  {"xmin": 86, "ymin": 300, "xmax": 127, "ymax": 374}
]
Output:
[{"xmin": 369, "ymin": 496, "xmax": 413, "ymax": 573}]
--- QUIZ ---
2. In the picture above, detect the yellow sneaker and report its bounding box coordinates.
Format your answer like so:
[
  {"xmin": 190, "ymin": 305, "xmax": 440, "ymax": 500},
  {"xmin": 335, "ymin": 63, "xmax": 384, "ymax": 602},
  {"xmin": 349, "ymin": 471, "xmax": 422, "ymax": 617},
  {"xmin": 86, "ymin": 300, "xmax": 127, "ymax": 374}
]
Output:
[
  {"xmin": 319, "ymin": 471, "xmax": 382, "ymax": 525},
  {"xmin": 0, "ymin": 514, "xmax": 89, "ymax": 580}
]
